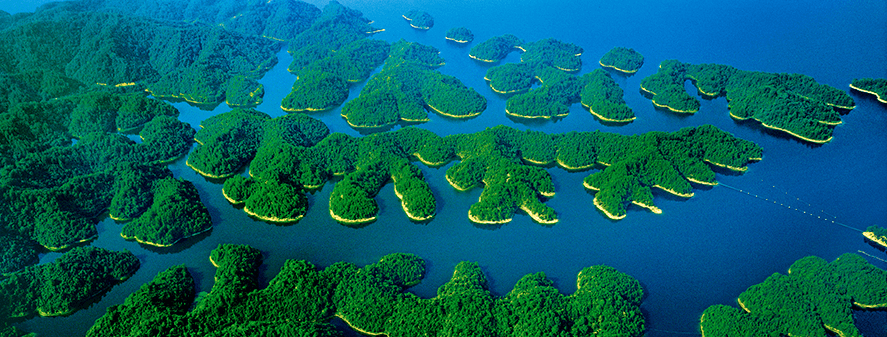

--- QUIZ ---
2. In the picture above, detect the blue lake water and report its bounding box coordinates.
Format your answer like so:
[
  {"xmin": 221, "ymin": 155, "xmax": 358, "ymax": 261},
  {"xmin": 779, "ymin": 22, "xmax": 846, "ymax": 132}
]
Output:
[{"xmin": 7, "ymin": 0, "xmax": 887, "ymax": 335}]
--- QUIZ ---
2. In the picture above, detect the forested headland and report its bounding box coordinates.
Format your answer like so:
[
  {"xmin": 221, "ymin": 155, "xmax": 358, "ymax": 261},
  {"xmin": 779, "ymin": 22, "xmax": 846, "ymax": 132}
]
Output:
[
  {"xmin": 192, "ymin": 114, "xmax": 760, "ymax": 224},
  {"xmin": 640, "ymin": 60, "xmax": 855, "ymax": 143},
  {"xmin": 700, "ymin": 253, "xmax": 887, "ymax": 337},
  {"xmin": 850, "ymin": 78, "xmax": 887, "ymax": 104},
  {"xmin": 863, "ymin": 225, "xmax": 887, "ymax": 249},
  {"xmin": 86, "ymin": 244, "xmax": 647, "ymax": 337}
]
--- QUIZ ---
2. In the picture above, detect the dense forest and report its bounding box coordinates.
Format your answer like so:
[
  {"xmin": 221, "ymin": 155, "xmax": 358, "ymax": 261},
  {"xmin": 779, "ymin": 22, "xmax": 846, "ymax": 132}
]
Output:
[
  {"xmin": 598, "ymin": 47, "xmax": 644, "ymax": 74},
  {"xmin": 0, "ymin": 247, "xmax": 139, "ymax": 319},
  {"xmin": 341, "ymin": 40, "xmax": 487, "ymax": 127},
  {"xmin": 193, "ymin": 112, "xmax": 759, "ymax": 224},
  {"xmin": 86, "ymin": 244, "xmax": 646, "ymax": 337},
  {"xmin": 282, "ymin": 2, "xmax": 386, "ymax": 112},
  {"xmin": 403, "ymin": 10, "xmax": 434, "ymax": 30},
  {"xmin": 850, "ymin": 78, "xmax": 887, "ymax": 103},
  {"xmin": 469, "ymin": 34, "xmax": 524, "ymax": 62},
  {"xmin": 640, "ymin": 60, "xmax": 855, "ymax": 142},
  {"xmin": 0, "ymin": 91, "xmax": 206, "ymax": 251},
  {"xmin": 445, "ymin": 27, "xmax": 474, "ymax": 43},
  {"xmin": 700, "ymin": 253, "xmax": 887, "ymax": 337}
]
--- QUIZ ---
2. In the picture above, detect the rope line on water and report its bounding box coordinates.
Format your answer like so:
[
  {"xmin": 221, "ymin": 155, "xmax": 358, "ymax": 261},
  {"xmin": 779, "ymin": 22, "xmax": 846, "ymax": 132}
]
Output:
[
  {"xmin": 717, "ymin": 182, "xmax": 863, "ymax": 233},
  {"xmin": 858, "ymin": 250, "xmax": 887, "ymax": 264},
  {"xmin": 647, "ymin": 328, "xmax": 701, "ymax": 335}
]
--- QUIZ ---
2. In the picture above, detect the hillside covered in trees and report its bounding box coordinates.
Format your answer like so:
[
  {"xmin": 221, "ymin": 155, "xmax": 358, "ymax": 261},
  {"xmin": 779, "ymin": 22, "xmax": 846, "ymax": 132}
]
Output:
[
  {"xmin": 87, "ymin": 244, "xmax": 646, "ymax": 337},
  {"xmin": 192, "ymin": 113, "xmax": 760, "ymax": 224},
  {"xmin": 341, "ymin": 40, "xmax": 487, "ymax": 127},
  {"xmin": 700, "ymin": 253, "xmax": 887, "ymax": 337},
  {"xmin": 850, "ymin": 78, "xmax": 887, "ymax": 104},
  {"xmin": 640, "ymin": 60, "xmax": 855, "ymax": 143},
  {"xmin": 599, "ymin": 47, "xmax": 644, "ymax": 74}
]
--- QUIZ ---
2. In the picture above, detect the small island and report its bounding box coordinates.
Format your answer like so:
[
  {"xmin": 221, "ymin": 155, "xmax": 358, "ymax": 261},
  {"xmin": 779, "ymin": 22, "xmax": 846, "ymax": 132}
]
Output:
[
  {"xmin": 640, "ymin": 60, "xmax": 855, "ymax": 142},
  {"xmin": 599, "ymin": 47, "xmax": 644, "ymax": 74},
  {"xmin": 402, "ymin": 10, "xmax": 434, "ymax": 30},
  {"xmin": 445, "ymin": 27, "xmax": 474, "ymax": 43},
  {"xmin": 863, "ymin": 225, "xmax": 887, "ymax": 248},
  {"xmin": 87, "ymin": 244, "xmax": 647, "ymax": 337},
  {"xmin": 850, "ymin": 78, "xmax": 887, "ymax": 103},
  {"xmin": 469, "ymin": 34, "xmax": 523, "ymax": 62},
  {"xmin": 700, "ymin": 253, "xmax": 887, "ymax": 337}
]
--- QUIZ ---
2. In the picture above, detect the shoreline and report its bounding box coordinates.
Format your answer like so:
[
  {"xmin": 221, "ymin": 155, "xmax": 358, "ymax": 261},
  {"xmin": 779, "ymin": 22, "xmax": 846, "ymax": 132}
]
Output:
[
  {"xmin": 329, "ymin": 209, "xmax": 376, "ymax": 225},
  {"xmin": 862, "ymin": 231, "xmax": 887, "ymax": 248},
  {"xmin": 120, "ymin": 225, "xmax": 213, "ymax": 248},
  {"xmin": 737, "ymin": 297, "xmax": 751, "ymax": 313},
  {"xmin": 486, "ymin": 81, "xmax": 527, "ymax": 94},
  {"xmin": 519, "ymin": 204, "xmax": 558, "ymax": 224},
  {"xmin": 445, "ymin": 173, "xmax": 474, "ymax": 191},
  {"xmin": 583, "ymin": 103, "xmax": 636, "ymax": 123},
  {"xmin": 592, "ymin": 197, "xmax": 625, "ymax": 220},
  {"xmin": 426, "ymin": 102, "xmax": 481, "ymax": 119},
  {"xmin": 598, "ymin": 61, "xmax": 639, "ymax": 74},
  {"xmin": 849, "ymin": 83, "xmax": 887, "ymax": 103},
  {"xmin": 44, "ymin": 235, "xmax": 97, "ymax": 251},
  {"xmin": 687, "ymin": 177, "xmax": 718, "ymax": 186},
  {"xmin": 759, "ymin": 122, "xmax": 832, "ymax": 144},
  {"xmin": 522, "ymin": 156, "xmax": 553, "ymax": 166},
  {"xmin": 652, "ymin": 97, "xmax": 698, "ymax": 113},
  {"xmin": 335, "ymin": 313, "xmax": 385, "ymax": 336},
  {"xmin": 703, "ymin": 159, "xmax": 748, "ymax": 172},
  {"xmin": 244, "ymin": 205, "xmax": 303, "ymax": 223},
  {"xmin": 393, "ymin": 184, "xmax": 435, "ymax": 221},
  {"xmin": 631, "ymin": 200, "xmax": 662, "ymax": 214},
  {"xmin": 505, "ymin": 107, "xmax": 564, "ymax": 119},
  {"xmin": 222, "ymin": 189, "xmax": 243, "ymax": 205},
  {"xmin": 468, "ymin": 210, "xmax": 512, "ymax": 225},
  {"xmin": 556, "ymin": 158, "xmax": 595, "ymax": 171},
  {"xmin": 469, "ymin": 54, "xmax": 499, "ymax": 63},
  {"xmin": 186, "ymin": 159, "xmax": 238, "ymax": 179},
  {"xmin": 445, "ymin": 37, "xmax": 470, "ymax": 43},
  {"xmin": 413, "ymin": 152, "xmax": 450, "ymax": 166},
  {"xmin": 853, "ymin": 300, "xmax": 887, "ymax": 309},
  {"xmin": 653, "ymin": 184, "xmax": 694, "ymax": 198}
]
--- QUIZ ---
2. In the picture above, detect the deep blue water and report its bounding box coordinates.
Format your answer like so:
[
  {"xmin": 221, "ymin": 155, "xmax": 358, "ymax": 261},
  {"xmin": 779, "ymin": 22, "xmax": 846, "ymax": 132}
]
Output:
[{"xmin": 6, "ymin": 0, "xmax": 887, "ymax": 335}]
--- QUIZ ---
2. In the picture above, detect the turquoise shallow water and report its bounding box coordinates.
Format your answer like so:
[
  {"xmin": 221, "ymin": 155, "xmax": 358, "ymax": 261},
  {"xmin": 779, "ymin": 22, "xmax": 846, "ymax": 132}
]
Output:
[{"xmin": 7, "ymin": 0, "xmax": 887, "ymax": 335}]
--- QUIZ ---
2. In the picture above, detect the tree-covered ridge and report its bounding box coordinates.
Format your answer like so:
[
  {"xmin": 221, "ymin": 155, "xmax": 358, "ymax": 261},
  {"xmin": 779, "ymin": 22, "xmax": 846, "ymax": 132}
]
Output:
[
  {"xmin": 282, "ymin": 38, "xmax": 390, "ymax": 112},
  {"xmin": 863, "ymin": 225, "xmax": 887, "ymax": 249},
  {"xmin": 582, "ymin": 125, "xmax": 761, "ymax": 219},
  {"xmin": 599, "ymin": 47, "xmax": 644, "ymax": 74},
  {"xmin": 119, "ymin": 176, "xmax": 212, "ymax": 247},
  {"xmin": 850, "ymin": 78, "xmax": 887, "ymax": 103},
  {"xmin": 403, "ymin": 10, "xmax": 434, "ymax": 30},
  {"xmin": 89, "ymin": 244, "xmax": 646, "ymax": 337},
  {"xmin": 77, "ymin": 0, "xmax": 322, "ymax": 42},
  {"xmin": 0, "ymin": 92, "xmax": 199, "ymax": 250},
  {"xmin": 341, "ymin": 40, "xmax": 487, "ymax": 128},
  {"xmin": 469, "ymin": 34, "xmax": 523, "ymax": 62},
  {"xmin": 0, "ymin": 234, "xmax": 38, "ymax": 276},
  {"xmin": 445, "ymin": 27, "xmax": 474, "ymax": 43},
  {"xmin": 700, "ymin": 253, "xmax": 887, "ymax": 337},
  {"xmin": 0, "ymin": 247, "xmax": 139, "ymax": 319},
  {"xmin": 640, "ymin": 60, "xmax": 855, "ymax": 143},
  {"xmin": 194, "ymin": 113, "xmax": 759, "ymax": 224},
  {"xmin": 0, "ymin": 4, "xmax": 282, "ymax": 109},
  {"xmin": 580, "ymin": 69, "xmax": 636, "ymax": 122}
]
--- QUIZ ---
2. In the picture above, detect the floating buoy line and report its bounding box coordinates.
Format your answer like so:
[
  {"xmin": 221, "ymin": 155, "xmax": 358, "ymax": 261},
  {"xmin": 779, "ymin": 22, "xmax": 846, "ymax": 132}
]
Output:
[{"xmin": 718, "ymin": 180, "xmax": 863, "ymax": 233}]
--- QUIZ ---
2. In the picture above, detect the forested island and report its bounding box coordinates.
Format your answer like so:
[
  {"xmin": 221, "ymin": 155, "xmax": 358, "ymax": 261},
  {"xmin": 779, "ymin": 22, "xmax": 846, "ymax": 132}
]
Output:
[
  {"xmin": 445, "ymin": 27, "xmax": 474, "ymax": 43},
  {"xmin": 469, "ymin": 34, "xmax": 523, "ymax": 62},
  {"xmin": 599, "ymin": 47, "xmax": 644, "ymax": 74},
  {"xmin": 863, "ymin": 225, "xmax": 887, "ymax": 249},
  {"xmin": 86, "ymin": 244, "xmax": 647, "ymax": 337},
  {"xmin": 282, "ymin": 2, "xmax": 386, "ymax": 112},
  {"xmin": 640, "ymin": 60, "xmax": 855, "ymax": 143},
  {"xmin": 192, "ymin": 113, "xmax": 759, "ymax": 224},
  {"xmin": 402, "ymin": 10, "xmax": 434, "ymax": 30},
  {"xmin": 700, "ymin": 253, "xmax": 887, "ymax": 337},
  {"xmin": 341, "ymin": 40, "xmax": 487, "ymax": 128},
  {"xmin": 850, "ymin": 78, "xmax": 887, "ymax": 103}
]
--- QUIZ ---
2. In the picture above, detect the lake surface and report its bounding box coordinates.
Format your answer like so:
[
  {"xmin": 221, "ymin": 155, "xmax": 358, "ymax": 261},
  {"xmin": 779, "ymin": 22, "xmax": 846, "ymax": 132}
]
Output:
[{"xmin": 7, "ymin": 0, "xmax": 887, "ymax": 335}]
